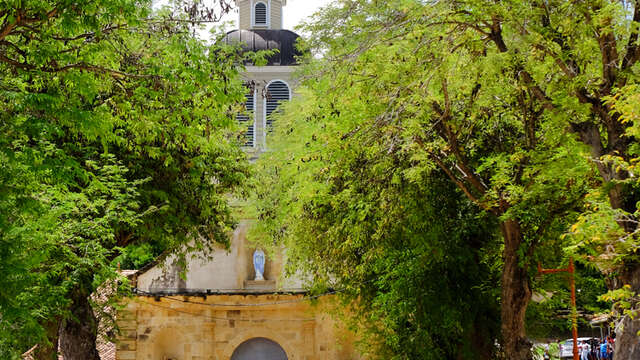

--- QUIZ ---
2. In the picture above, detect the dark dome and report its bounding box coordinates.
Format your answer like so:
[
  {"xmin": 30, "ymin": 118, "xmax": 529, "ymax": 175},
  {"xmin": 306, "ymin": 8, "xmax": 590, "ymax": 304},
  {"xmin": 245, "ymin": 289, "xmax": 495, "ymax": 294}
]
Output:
[{"xmin": 222, "ymin": 29, "xmax": 304, "ymax": 66}]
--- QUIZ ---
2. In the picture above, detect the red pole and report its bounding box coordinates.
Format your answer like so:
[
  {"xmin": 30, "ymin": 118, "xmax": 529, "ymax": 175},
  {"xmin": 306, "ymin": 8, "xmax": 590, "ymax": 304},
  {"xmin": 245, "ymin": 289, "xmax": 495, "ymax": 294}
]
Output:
[
  {"xmin": 538, "ymin": 257, "xmax": 579, "ymax": 360},
  {"xmin": 569, "ymin": 258, "xmax": 578, "ymax": 360}
]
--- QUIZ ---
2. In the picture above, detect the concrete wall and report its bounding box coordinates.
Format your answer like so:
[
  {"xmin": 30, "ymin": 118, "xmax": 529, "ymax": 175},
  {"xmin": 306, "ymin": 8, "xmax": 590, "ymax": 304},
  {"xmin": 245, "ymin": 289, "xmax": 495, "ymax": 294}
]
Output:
[
  {"xmin": 116, "ymin": 295, "xmax": 362, "ymax": 360},
  {"xmin": 137, "ymin": 219, "xmax": 305, "ymax": 293}
]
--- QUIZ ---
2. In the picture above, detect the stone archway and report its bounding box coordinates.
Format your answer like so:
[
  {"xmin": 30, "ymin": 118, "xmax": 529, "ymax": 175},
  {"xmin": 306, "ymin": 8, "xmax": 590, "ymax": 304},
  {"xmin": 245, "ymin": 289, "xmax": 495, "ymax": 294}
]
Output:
[
  {"xmin": 222, "ymin": 326, "xmax": 297, "ymax": 359},
  {"xmin": 231, "ymin": 337, "xmax": 287, "ymax": 360}
]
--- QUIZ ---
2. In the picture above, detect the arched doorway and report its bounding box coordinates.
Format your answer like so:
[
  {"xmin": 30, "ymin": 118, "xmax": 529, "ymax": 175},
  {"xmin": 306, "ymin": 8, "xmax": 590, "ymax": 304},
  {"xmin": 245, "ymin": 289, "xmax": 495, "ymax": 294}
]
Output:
[{"xmin": 231, "ymin": 337, "xmax": 288, "ymax": 360}]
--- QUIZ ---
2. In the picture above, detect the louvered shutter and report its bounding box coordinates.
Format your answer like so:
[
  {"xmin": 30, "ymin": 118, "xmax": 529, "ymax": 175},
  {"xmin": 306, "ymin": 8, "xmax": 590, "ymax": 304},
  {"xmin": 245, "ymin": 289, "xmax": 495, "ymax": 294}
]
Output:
[
  {"xmin": 254, "ymin": 2, "xmax": 267, "ymax": 26},
  {"xmin": 237, "ymin": 89, "xmax": 255, "ymax": 147},
  {"xmin": 265, "ymin": 81, "xmax": 290, "ymax": 129}
]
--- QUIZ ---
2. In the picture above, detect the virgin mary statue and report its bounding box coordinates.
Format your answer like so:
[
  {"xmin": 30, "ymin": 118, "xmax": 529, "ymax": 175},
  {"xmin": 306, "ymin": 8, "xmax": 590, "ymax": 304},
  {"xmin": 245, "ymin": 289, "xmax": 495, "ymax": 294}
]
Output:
[{"xmin": 253, "ymin": 249, "xmax": 265, "ymax": 281}]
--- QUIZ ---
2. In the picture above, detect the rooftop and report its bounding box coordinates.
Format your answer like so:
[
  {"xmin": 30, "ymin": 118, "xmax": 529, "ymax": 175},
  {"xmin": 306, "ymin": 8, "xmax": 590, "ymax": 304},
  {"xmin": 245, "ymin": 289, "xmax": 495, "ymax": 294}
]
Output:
[{"xmin": 222, "ymin": 29, "xmax": 304, "ymax": 66}]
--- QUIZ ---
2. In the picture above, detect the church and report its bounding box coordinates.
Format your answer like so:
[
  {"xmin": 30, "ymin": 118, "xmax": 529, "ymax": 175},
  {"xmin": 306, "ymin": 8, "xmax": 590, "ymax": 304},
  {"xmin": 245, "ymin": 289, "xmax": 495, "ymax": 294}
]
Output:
[{"xmin": 115, "ymin": 2, "xmax": 362, "ymax": 359}]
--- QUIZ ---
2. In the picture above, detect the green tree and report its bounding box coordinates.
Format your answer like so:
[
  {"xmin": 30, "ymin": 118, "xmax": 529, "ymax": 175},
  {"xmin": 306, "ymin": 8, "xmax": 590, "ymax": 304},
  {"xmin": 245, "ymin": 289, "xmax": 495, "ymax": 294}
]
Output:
[
  {"xmin": 0, "ymin": 0, "xmax": 249, "ymax": 358},
  {"xmin": 252, "ymin": 99, "xmax": 502, "ymax": 358},
  {"xmin": 250, "ymin": 0, "xmax": 634, "ymax": 358},
  {"xmin": 286, "ymin": 0, "xmax": 640, "ymax": 357}
]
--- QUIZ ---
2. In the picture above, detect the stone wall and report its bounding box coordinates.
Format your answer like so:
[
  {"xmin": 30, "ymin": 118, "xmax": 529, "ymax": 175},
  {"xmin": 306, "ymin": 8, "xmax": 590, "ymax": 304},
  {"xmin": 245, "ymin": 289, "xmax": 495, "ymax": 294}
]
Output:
[{"xmin": 116, "ymin": 294, "xmax": 361, "ymax": 360}]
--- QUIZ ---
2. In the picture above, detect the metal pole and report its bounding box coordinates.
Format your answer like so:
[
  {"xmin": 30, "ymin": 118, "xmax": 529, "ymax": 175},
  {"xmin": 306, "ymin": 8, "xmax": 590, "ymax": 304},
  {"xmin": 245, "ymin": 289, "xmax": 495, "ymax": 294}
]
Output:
[
  {"xmin": 537, "ymin": 258, "xmax": 579, "ymax": 360},
  {"xmin": 569, "ymin": 258, "xmax": 578, "ymax": 360}
]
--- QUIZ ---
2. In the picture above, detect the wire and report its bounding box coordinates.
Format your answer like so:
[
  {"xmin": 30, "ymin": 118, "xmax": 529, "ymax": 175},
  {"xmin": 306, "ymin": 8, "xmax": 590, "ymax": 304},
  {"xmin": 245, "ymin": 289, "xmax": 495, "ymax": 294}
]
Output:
[
  {"xmin": 136, "ymin": 297, "xmax": 316, "ymax": 321},
  {"xmin": 135, "ymin": 287, "xmax": 346, "ymax": 307}
]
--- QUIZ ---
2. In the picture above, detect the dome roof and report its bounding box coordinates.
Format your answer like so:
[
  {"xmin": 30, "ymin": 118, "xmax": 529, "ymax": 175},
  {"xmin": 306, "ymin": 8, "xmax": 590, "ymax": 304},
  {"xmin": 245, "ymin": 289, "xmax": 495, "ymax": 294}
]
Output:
[{"xmin": 222, "ymin": 29, "xmax": 304, "ymax": 66}]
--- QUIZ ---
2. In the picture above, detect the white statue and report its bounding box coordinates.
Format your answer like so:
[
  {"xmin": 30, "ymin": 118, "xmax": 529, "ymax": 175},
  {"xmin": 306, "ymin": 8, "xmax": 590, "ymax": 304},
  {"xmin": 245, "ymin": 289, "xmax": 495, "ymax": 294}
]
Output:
[{"xmin": 253, "ymin": 249, "xmax": 265, "ymax": 281}]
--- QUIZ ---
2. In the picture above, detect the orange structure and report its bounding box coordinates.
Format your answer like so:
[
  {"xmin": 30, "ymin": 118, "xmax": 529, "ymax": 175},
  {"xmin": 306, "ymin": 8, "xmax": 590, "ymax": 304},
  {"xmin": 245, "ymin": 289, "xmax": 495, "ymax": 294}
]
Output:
[{"xmin": 538, "ymin": 257, "xmax": 578, "ymax": 360}]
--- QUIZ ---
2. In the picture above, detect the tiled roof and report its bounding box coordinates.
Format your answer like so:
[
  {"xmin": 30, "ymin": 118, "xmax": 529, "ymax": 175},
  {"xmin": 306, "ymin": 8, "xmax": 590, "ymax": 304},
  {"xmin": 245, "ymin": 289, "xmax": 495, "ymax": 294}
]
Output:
[
  {"xmin": 23, "ymin": 270, "xmax": 136, "ymax": 360},
  {"xmin": 97, "ymin": 338, "xmax": 116, "ymax": 360},
  {"xmin": 21, "ymin": 342, "xmax": 114, "ymax": 360}
]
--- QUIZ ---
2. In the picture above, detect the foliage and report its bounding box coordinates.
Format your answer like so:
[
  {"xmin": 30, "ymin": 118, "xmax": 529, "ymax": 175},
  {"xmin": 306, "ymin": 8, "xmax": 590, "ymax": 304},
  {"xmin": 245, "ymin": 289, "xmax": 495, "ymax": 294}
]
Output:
[
  {"xmin": 250, "ymin": 0, "xmax": 640, "ymax": 358},
  {"xmin": 0, "ymin": 0, "xmax": 248, "ymax": 356},
  {"xmin": 527, "ymin": 265, "xmax": 609, "ymax": 339},
  {"xmin": 0, "ymin": 156, "xmax": 145, "ymax": 356},
  {"xmin": 600, "ymin": 285, "xmax": 636, "ymax": 312},
  {"xmin": 547, "ymin": 342, "xmax": 561, "ymax": 360},
  {"xmin": 565, "ymin": 81, "xmax": 640, "ymax": 344},
  {"xmin": 251, "ymin": 87, "xmax": 502, "ymax": 358}
]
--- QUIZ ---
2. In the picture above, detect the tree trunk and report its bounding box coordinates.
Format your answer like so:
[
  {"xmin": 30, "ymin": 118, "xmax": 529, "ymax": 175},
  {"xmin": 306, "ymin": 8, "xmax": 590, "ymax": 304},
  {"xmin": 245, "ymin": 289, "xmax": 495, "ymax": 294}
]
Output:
[
  {"xmin": 59, "ymin": 285, "xmax": 100, "ymax": 360},
  {"xmin": 606, "ymin": 180, "xmax": 640, "ymax": 358},
  {"xmin": 613, "ymin": 264, "xmax": 640, "ymax": 360},
  {"xmin": 500, "ymin": 220, "xmax": 532, "ymax": 360},
  {"xmin": 614, "ymin": 314, "xmax": 640, "ymax": 360},
  {"xmin": 34, "ymin": 318, "xmax": 60, "ymax": 360}
]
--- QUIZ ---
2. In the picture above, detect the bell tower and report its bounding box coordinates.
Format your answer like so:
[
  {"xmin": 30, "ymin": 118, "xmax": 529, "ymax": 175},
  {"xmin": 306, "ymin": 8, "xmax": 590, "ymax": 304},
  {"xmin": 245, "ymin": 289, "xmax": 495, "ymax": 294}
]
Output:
[{"xmin": 237, "ymin": 0, "xmax": 287, "ymax": 30}]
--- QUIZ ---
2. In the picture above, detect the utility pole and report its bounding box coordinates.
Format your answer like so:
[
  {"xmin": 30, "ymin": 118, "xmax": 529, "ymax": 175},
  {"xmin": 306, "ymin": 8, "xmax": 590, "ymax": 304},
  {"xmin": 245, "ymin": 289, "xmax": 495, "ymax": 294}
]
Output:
[{"xmin": 538, "ymin": 257, "xmax": 578, "ymax": 360}]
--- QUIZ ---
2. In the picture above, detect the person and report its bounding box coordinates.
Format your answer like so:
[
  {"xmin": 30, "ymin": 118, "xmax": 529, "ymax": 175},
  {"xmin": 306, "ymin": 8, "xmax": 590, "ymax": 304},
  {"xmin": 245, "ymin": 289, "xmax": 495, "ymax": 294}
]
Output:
[
  {"xmin": 589, "ymin": 339, "xmax": 598, "ymax": 360},
  {"xmin": 607, "ymin": 336, "xmax": 614, "ymax": 359},
  {"xmin": 581, "ymin": 343, "xmax": 590, "ymax": 360},
  {"xmin": 600, "ymin": 339, "xmax": 609, "ymax": 359}
]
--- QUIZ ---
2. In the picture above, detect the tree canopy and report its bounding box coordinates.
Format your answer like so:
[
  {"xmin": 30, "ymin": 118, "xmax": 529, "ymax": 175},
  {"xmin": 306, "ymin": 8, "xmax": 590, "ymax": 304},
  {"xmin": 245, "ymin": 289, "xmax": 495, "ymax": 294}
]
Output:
[
  {"xmin": 251, "ymin": 0, "xmax": 640, "ymax": 359},
  {"xmin": 0, "ymin": 0, "xmax": 250, "ymax": 358},
  {"xmin": 3, "ymin": 0, "xmax": 640, "ymax": 359}
]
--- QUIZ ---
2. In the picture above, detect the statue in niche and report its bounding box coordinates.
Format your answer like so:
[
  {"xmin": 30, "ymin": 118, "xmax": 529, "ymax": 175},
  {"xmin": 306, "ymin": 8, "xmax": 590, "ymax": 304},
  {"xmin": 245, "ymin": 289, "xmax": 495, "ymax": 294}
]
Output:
[{"xmin": 253, "ymin": 249, "xmax": 265, "ymax": 281}]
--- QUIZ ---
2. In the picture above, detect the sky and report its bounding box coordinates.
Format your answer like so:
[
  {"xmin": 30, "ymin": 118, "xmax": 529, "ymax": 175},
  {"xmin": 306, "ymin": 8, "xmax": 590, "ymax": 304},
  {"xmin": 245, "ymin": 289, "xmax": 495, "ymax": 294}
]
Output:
[
  {"xmin": 218, "ymin": 0, "xmax": 334, "ymax": 34},
  {"xmin": 281, "ymin": 0, "xmax": 334, "ymax": 30},
  {"xmin": 152, "ymin": 0, "xmax": 336, "ymax": 40}
]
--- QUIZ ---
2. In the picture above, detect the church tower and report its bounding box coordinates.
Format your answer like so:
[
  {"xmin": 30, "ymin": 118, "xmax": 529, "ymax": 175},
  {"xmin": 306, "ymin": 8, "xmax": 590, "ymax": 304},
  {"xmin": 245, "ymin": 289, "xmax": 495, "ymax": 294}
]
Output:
[
  {"xmin": 115, "ymin": 3, "xmax": 361, "ymax": 360},
  {"xmin": 223, "ymin": 0, "xmax": 302, "ymax": 152},
  {"xmin": 237, "ymin": 0, "xmax": 287, "ymax": 30}
]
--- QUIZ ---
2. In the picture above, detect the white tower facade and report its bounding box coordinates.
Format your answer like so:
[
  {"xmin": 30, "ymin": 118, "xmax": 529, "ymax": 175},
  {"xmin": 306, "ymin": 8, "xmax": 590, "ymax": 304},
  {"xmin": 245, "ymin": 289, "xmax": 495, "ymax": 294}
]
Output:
[
  {"xmin": 223, "ymin": 0, "xmax": 300, "ymax": 153},
  {"xmin": 237, "ymin": 0, "xmax": 287, "ymax": 30}
]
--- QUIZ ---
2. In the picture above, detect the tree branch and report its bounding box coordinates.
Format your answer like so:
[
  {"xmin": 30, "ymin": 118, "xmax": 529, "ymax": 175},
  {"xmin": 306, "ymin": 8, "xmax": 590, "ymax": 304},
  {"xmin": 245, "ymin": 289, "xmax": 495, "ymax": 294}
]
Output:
[
  {"xmin": 0, "ymin": 7, "xmax": 58, "ymax": 41},
  {"xmin": 518, "ymin": 71, "xmax": 554, "ymax": 111},
  {"xmin": 484, "ymin": 17, "xmax": 555, "ymax": 112},
  {"xmin": 53, "ymin": 63, "xmax": 158, "ymax": 79},
  {"xmin": 0, "ymin": 51, "xmax": 159, "ymax": 80},
  {"xmin": 621, "ymin": 0, "xmax": 640, "ymax": 74},
  {"xmin": 428, "ymin": 150, "xmax": 497, "ymax": 215},
  {"xmin": 432, "ymin": 82, "xmax": 488, "ymax": 195},
  {"xmin": 0, "ymin": 13, "xmax": 18, "ymax": 41},
  {"xmin": 51, "ymin": 24, "xmax": 127, "ymax": 41},
  {"xmin": 580, "ymin": 3, "xmax": 618, "ymax": 95},
  {"xmin": 0, "ymin": 51, "xmax": 31, "ymax": 69}
]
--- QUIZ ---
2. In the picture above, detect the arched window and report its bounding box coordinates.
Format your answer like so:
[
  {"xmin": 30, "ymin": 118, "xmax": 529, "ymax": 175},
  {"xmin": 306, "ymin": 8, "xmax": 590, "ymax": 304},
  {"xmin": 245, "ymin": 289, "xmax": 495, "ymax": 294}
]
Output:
[
  {"xmin": 231, "ymin": 337, "xmax": 287, "ymax": 360},
  {"xmin": 237, "ymin": 86, "xmax": 255, "ymax": 147},
  {"xmin": 265, "ymin": 80, "xmax": 291, "ymax": 129},
  {"xmin": 254, "ymin": 2, "xmax": 268, "ymax": 26}
]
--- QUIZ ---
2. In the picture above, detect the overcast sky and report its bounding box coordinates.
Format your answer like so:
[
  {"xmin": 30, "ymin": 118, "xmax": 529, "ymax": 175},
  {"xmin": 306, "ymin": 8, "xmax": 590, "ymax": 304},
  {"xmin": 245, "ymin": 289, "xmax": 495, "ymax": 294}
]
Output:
[
  {"xmin": 154, "ymin": 0, "xmax": 335, "ymax": 40},
  {"xmin": 219, "ymin": 0, "xmax": 334, "ymax": 33},
  {"xmin": 282, "ymin": 0, "xmax": 334, "ymax": 30}
]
